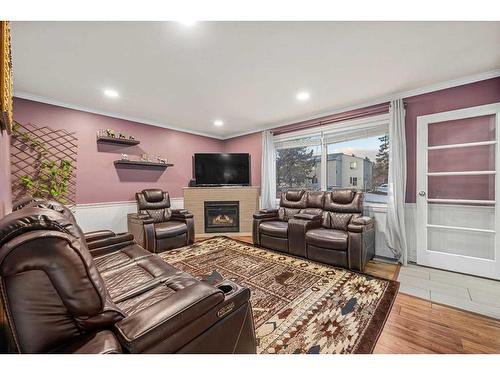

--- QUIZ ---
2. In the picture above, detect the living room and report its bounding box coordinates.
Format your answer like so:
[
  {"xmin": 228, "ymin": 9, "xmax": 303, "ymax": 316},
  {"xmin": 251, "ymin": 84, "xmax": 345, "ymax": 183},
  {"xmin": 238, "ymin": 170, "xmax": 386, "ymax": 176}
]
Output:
[{"xmin": 1, "ymin": 1, "xmax": 500, "ymax": 370}]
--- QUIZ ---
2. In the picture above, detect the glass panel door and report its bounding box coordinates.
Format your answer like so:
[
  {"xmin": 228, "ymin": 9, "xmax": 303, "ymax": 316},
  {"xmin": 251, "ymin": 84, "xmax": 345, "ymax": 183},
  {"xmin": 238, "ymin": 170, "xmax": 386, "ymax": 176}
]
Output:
[{"xmin": 416, "ymin": 104, "xmax": 500, "ymax": 280}]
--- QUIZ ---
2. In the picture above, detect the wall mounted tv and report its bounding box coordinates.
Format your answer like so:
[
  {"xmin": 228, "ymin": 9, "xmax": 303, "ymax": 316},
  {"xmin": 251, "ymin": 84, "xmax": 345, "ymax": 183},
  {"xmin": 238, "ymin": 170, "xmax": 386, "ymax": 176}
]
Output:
[{"xmin": 193, "ymin": 153, "xmax": 251, "ymax": 186}]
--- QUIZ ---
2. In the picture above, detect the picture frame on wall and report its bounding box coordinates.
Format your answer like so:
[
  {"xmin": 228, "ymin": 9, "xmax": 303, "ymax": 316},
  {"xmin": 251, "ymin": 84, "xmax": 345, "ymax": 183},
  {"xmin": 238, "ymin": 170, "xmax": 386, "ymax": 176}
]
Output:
[{"xmin": 0, "ymin": 21, "xmax": 13, "ymax": 135}]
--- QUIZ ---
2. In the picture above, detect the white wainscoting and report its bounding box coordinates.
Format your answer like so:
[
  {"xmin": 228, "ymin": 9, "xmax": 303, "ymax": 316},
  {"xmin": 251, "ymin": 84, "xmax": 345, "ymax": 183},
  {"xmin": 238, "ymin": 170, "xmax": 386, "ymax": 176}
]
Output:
[
  {"xmin": 74, "ymin": 198, "xmax": 184, "ymax": 233},
  {"xmin": 74, "ymin": 198, "xmax": 422, "ymax": 262},
  {"xmin": 364, "ymin": 203, "xmax": 418, "ymax": 262}
]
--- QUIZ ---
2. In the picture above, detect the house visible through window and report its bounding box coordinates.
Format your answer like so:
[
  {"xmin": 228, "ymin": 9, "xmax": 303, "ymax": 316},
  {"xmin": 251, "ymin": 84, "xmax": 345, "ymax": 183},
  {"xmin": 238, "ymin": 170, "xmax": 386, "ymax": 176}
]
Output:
[{"xmin": 326, "ymin": 134, "xmax": 388, "ymax": 203}]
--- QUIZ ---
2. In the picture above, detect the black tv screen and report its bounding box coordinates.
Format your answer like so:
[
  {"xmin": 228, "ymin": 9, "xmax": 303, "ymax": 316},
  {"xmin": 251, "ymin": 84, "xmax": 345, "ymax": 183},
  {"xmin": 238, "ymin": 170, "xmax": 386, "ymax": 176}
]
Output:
[{"xmin": 194, "ymin": 153, "xmax": 250, "ymax": 186}]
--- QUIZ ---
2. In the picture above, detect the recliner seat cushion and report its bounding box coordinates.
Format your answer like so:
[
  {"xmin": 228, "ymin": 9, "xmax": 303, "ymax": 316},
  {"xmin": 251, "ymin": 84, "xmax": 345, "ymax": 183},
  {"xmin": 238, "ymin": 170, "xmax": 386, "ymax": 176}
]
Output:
[
  {"xmin": 154, "ymin": 221, "xmax": 187, "ymax": 239},
  {"xmin": 305, "ymin": 228, "xmax": 348, "ymax": 250},
  {"xmin": 100, "ymin": 255, "xmax": 186, "ymax": 303},
  {"xmin": 259, "ymin": 221, "xmax": 288, "ymax": 238},
  {"xmin": 93, "ymin": 244, "xmax": 153, "ymax": 272}
]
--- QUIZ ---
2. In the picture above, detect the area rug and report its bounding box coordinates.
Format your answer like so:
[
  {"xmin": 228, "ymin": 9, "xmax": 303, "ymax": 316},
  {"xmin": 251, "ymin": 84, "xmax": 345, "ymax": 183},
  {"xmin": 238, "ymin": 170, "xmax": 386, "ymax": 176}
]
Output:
[{"xmin": 160, "ymin": 236, "xmax": 399, "ymax": 354}]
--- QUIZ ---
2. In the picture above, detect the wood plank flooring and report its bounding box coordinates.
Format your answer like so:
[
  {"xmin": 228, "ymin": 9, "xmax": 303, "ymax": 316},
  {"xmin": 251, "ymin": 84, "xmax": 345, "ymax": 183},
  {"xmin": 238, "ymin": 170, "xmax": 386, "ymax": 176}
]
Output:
[{"xmin": 211, "ymin": 235, "xmax": 500, "ymax": 354}]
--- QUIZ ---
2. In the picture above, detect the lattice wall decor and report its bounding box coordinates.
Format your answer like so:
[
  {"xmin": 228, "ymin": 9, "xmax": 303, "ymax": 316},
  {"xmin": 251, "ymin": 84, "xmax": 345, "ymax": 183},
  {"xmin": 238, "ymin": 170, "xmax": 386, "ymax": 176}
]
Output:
[{"xmin": 10, "ymin": 122, "xmax": 78, "ymax": 205}]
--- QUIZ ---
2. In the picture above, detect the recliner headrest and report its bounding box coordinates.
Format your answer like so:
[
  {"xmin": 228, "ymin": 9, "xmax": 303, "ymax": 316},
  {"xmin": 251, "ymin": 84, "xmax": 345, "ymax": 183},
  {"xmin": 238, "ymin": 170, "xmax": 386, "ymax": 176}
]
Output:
[
  {"xmin": 142, "ymin": 189, "xmax": 164, "ymax": 203},
  {"xmin": 285, "ymin": 190, "xmax": 305, "ymax": 201},
  {"xmin": 0, "ymin": 207, "xmax": 84, "ymax": 250},
  {"xmin": 323, "ymin": 190, "xmax": 363, "ymax": 213},
  {"xmin": 330, "ymin": 189, "xmax": 355, "ymax": 204}
]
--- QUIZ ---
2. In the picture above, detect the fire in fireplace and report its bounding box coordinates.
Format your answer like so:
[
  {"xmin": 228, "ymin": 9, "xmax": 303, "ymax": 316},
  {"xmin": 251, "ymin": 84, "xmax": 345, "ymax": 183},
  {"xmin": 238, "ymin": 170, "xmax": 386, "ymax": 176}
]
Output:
[{"xmin": 204, "ymin": 201, "xmax": 240, "ymax": 233}]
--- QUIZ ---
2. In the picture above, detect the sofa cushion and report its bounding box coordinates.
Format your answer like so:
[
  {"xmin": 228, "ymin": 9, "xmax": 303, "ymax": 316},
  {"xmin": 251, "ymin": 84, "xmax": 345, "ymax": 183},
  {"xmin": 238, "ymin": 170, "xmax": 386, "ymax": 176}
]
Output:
[
  {"xmin": 154, "ymin": 221, "xmax": 187, "ymax": 239},
  {"xmin": 305, "ymin": 228, "xmax": 348, "ymax": 250},
  {"xmin": 259, "ymin": 221, "xmax": 288, "ymax": 238}
]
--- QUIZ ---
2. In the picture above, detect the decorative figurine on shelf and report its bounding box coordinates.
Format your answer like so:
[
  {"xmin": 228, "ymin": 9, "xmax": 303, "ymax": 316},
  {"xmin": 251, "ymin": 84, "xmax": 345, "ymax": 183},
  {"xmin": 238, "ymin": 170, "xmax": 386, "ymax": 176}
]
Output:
[
  {"xmin": 105, "ymin": 128, "xmax": 115, "ymax": 138},
  {"xmin": 118, "ymin": 133, "xmax": 126, "ymax": 139},
  {"xmin": 157, "ymin": 156, "xmax": 167, "ymax": 164},
  {"xmin": 140, "ymin": 153, "xmax": 150, "ymax": 162},
  {"xmin": 121, "ymin": 153, "xmax": 128, "ymax": 161},
  {"xmin": 129, "ymin": 135, "xmax": 135, "ymax": 141}
]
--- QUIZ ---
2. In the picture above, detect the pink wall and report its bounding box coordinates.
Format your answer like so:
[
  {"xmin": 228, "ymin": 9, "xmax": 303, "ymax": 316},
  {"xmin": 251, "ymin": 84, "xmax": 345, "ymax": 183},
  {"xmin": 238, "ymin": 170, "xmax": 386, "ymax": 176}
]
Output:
[
  {"xmin": 223, "ymin": 132, "xmax": 262, "ymax": 187},
  {"xmin": 13, "ymin": 98, "xmax": 224, "ymax": 204},
  {"xmin": 0, "ymin": 128, "xmax": 12, "ymax": 218},
  {"xmin": 405, "ymin": 77, "xmax": 500, "ymax": 202},
  {"xmin": 223, "ymin": 77, "xmax": 500, "ymax": 204},
  {"xmin": 11, "ymin": 76, "xmax": 500, "ymax": 206}
]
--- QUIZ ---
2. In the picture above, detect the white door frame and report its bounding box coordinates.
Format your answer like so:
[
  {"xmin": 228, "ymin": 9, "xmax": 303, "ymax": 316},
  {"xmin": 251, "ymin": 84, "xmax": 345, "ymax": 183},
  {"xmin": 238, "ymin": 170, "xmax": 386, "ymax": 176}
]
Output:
[{"xmin": 416, "ymin": 102, "xmax": 500, "ymax": 279}]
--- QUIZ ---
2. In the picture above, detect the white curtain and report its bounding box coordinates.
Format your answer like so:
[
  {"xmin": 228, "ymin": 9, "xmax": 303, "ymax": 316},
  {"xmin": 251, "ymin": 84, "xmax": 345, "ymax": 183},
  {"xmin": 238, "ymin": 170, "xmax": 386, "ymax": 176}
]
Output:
[
  {"xmin": 260, "ymin": 130, "xmax": 277, "ymax": 209},
  {"xmin": 386, "ymin": 99, "xmax": 408, "ymax": 264}
]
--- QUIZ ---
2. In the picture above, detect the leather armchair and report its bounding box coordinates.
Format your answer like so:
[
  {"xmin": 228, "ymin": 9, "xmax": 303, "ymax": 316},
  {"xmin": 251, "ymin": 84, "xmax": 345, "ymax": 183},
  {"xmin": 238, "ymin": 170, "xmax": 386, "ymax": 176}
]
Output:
[
  {"xmin": 0, "ymin": 206, "xmax": 256, "ymax": 354},
  {"xmin": 128, "ymin": 189, "xmax": 194, "ymax": 253}
]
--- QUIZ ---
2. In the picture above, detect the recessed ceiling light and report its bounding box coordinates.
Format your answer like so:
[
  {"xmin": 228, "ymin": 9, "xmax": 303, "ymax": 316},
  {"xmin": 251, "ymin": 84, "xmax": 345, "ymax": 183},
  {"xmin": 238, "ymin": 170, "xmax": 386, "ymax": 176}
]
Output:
[
  {"xmin": 213, "ymin": 120, "xmax": 224, "ymax": 127},
  {"xmin": 104, "ymin": 89, "xmax": 119, "ymax": 98},
  {"xmin": 177, "ymin": 20, "xmax": 198, "ymax": 27},
  {"xmin": 296, "ymin": 91, "xmax": 311, "ymax": 101}
]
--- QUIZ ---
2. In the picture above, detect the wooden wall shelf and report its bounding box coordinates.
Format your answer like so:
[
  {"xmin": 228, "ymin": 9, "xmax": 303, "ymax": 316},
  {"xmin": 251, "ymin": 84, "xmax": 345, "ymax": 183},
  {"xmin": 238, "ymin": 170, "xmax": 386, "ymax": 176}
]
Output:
[
  {"xmin": 97, "ymin": 135, "xmax": 140, "ymax": 146},
  {"xmin": 114, "ymin": 160, "xmax": 173, "ymax": 168}
]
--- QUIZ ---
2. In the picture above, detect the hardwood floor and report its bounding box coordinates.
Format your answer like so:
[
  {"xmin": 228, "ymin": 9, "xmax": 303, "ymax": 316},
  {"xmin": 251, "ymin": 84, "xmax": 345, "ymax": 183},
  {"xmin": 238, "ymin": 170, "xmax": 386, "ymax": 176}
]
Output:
[{"xmin": 209, "ymin": 235, "xmax": 500, "ymax": 354}]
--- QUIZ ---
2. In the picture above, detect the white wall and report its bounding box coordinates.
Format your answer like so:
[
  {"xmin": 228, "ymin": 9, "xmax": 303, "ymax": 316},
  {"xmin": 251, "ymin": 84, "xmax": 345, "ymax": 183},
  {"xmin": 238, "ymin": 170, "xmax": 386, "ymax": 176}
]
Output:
[{"xmin": 74, "ymin": 198, "xmax": 184, "ymax": 233}]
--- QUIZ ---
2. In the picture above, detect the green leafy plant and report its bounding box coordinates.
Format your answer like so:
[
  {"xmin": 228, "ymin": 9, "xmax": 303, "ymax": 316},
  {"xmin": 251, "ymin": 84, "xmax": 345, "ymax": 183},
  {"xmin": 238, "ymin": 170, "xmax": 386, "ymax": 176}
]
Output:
[{"xmin": 13, "ymin": 121, "xmax": 73, "ymax": 203}]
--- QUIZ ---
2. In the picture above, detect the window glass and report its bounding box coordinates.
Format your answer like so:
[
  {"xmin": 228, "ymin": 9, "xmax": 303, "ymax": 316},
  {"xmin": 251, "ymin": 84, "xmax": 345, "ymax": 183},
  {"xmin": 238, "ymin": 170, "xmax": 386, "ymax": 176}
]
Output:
[
  {"xmin": 276, "ymin": 145, "xmax": 321, "ymax": 198},
  {"xmin": 326, "ymin": 134, "xmax": 389, "ymax": 203}
]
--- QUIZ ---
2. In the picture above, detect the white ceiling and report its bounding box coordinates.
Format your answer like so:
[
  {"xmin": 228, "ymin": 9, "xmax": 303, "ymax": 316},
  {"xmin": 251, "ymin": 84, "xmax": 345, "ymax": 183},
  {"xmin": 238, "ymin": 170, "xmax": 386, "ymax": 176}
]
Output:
[{"xmin": 11, "ymin": 21, "xmax": 500, "ymax": 139}]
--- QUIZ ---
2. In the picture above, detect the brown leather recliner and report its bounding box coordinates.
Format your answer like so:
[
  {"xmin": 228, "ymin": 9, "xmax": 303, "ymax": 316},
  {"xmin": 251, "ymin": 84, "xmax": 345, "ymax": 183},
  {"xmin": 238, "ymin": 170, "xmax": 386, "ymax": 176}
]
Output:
[
  {"xmin": 12, "ymin": 196, "xmax": 133, "ymax": 251},
  {"xmin": 0, "ymin": 205, "xmax": 256, "ymax": 354},
  {"xmin": 253, "ymin": 189, "xmax": 375, "ymax": 272},
  {"xmin": 127, "ymin": 189, "xmax": 194, "ymax": 253}
]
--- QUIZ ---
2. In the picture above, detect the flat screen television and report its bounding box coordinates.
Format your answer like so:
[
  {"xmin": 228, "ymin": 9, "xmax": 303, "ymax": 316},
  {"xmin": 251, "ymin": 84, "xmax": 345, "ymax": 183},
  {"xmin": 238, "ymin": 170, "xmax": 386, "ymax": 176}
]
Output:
[{"xmin": 193, "ymin": 153, "xmax": 250, "ymax": 186}]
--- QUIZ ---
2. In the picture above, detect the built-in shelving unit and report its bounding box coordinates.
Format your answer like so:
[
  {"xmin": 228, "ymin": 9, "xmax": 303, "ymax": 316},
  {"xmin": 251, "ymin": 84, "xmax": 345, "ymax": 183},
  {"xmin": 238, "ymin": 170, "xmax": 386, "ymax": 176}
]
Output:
[
  {"xmin": 113, "ymin": 160, "xmax": 174, "ymax": 168},
  {"xmin": 97, "ymin": 135, "xmax": 140, "ymax": 146}
]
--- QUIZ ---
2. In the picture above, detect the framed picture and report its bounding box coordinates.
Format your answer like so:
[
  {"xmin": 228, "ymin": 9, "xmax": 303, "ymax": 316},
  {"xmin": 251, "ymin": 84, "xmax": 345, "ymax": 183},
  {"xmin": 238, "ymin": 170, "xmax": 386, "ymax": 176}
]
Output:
[{"xmin": 0, "ymin": 21, "xmax": 13, "ymax": 134}]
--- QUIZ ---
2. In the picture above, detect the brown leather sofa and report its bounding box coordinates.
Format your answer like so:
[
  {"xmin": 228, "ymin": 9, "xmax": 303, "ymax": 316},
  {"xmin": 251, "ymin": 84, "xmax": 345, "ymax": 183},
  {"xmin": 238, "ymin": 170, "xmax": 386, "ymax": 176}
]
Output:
[
  {"xmin": 253, "ymin": 189, "xmax": 375, "ymax": 272},
  {"xmin": 0, "ymin": 204, "xmax": 256, "ymax": 354},
  {"xmin": 127, "ymin": 189, "xmax": 194, "ymax": 253}
]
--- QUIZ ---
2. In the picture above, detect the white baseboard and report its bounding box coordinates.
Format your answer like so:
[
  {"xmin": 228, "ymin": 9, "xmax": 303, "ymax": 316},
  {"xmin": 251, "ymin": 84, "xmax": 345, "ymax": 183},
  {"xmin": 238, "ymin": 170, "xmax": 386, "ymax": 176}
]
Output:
[{"xmin": 74, "ymin": 198, "xmax": 184, "ymax": 233}]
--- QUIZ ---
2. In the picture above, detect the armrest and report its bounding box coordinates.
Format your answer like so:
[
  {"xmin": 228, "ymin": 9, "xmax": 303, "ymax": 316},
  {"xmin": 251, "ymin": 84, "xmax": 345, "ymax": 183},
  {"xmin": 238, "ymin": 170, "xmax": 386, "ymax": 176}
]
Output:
[
  {"xmin": 253, "ymin": 211, "xmax": 278, "ymax": 219},
  {"xmin": 260, "ymin": 208, "xmax": 278, "ymax": 214},
  {"xmin": 293, "ymin": 212, "xmax": 322, "ymax": 221},
  {"xmin": 84, "ymin": 230, "xmax": 116, "ymax": 243},
  {"xmin": 114, "ymin": 283, "xmax": 224, "ymax": 353},
  {"xmin": 128, "ymin": 213, "xmax": 154, "ymax": 225},
  {"xmin": 288, "ymin": 217, "xmax": 322, "ymax": 258},
  {"xmin": 88, "ymin": 232, "xmax": 135, "ymax": 257},
  {"xmin": 348, "ymin": 216, "xmax": 374, "ymax": 233},
  {"xmin": 171, "ymin": 209, "xmax": 193, "ymax": 219}
]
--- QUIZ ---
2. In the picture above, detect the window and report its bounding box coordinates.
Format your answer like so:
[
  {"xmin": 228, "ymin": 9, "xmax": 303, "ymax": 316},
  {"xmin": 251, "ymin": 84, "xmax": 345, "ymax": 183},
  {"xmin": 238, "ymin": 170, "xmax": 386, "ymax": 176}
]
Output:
[
  {"xmin": 276, "ymin": 143, "xmax": 321, "ymax": 198},
  {"xmin": 326, "ymin": 134, "xmax": 389, "ymax": 203},
  {"xmin": 274, "ymin": 114, "xmax": 389, "ymax": 204}
]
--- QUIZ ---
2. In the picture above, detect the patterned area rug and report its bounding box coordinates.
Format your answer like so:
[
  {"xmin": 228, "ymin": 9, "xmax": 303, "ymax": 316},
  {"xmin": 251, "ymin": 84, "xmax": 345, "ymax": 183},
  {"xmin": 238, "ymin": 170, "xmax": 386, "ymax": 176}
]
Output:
[{"xmin": 160, "ymin": 236, "xmax": 399, "ymax": 354}]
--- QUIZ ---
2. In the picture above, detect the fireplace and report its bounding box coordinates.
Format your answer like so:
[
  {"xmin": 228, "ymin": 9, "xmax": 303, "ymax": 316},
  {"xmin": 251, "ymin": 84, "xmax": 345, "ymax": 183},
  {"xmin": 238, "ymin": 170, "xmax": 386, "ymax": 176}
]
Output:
[{"xmin": 204, "ymin": 201, "xmax": 240, "ymax": 233}]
